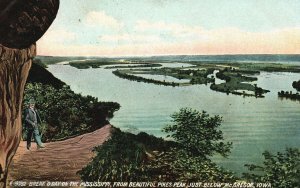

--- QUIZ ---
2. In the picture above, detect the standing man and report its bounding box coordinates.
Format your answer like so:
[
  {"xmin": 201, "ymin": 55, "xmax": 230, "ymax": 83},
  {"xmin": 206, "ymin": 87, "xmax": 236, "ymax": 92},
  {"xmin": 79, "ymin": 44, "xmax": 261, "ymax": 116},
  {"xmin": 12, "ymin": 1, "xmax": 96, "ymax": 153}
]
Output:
[{"xmin": 25, "ymin": 99, "xmax": 45, "ymax": 150}]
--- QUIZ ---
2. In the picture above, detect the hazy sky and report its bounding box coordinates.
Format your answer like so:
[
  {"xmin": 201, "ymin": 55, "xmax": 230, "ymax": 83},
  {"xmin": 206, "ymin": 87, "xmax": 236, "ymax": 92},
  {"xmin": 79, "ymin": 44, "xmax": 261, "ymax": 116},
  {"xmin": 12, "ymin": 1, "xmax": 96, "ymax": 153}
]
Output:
[{"xmin": 37, "ymin": 0, "xmax": 300, "ymax": 56}]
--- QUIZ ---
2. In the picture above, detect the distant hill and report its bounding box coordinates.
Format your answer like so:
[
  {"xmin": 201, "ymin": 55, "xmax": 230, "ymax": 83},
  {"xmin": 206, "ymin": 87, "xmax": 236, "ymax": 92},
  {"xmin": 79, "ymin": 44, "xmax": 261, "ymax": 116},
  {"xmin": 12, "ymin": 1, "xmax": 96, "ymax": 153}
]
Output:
[
  {"xmin": 35, "ymin": 54, "xmax": 300, "ymax": 67},
  {"xmin": 35, "ymin": 56, "xmax": 88, "ymax": 65},
  {"xmin": 36, "ymin": 54, "xmax": 300, "ymax": 65},
  {"xmin": 128, "ymin": 54, "xmax": 300, "ymax": 63},
  {"xmin": 26, "ymin": 59, "xmax": 65, "ymax": 89}
]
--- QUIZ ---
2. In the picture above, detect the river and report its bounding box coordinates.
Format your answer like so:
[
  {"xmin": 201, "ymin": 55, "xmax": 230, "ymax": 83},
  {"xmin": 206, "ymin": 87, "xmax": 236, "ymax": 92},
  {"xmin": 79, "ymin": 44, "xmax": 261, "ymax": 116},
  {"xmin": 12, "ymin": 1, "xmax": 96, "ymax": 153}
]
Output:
[{"xmin": 47, "ymin": 63, "xmax": 300, "ymax": 175}]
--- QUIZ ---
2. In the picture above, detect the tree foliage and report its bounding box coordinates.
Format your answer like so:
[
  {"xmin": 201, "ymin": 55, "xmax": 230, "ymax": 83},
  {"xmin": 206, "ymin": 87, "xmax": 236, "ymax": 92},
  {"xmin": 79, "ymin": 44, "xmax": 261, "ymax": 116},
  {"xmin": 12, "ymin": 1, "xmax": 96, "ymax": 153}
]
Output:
[
  {"xmin": 78, "ymin": 129, "xmax": 171, "ymax": 181},
  {"xmin": 143, "ymin": 148, "xmax": 235, "ymax": 182},
  {"xmin": 79, "ymin": 108, "xmax": 235, "ymax": 182},
  {"xmin": 26, "ymin": 60, "xmax": 65, "ymax": 89},
  {"xmin": 243, "ymin": 148, "xmax": 300, "ymax": 188},
  {"xmin": 112, "ymin": 70, "xmax": 179, "ymax": 87},
  {"xmin": 163, "ymin": 108, "xmax": 232, "ymax": 158},
  {"xmin": 23, "ymin": 83, "xmax": 120, "ymax": 141},
  {"xmin": 147, "ymin": 108, "xmax": 235, "ymax": 182},
  {"xmin": 292, "ymin": 80, "xmax": 300, "ymax": 91}
]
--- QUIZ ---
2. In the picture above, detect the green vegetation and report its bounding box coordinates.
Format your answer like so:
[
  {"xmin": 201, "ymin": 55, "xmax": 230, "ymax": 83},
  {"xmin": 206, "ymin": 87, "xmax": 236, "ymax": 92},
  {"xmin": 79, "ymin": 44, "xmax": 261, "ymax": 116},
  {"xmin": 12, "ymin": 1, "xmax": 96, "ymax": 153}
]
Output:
[
  {"xmin": 67, "ymin": 58, "xmax": 300, "ymax": 98},
  {"xmin": 106, "ymin": 62, "xmax": 278, "ymax": 97},
  {"xmin": 210, "ymin": 68, "xmax": 269, "ymax": 97},
  {"xmin": 222, "ymin": 62, "xmax": 300, "ymax": 73},
  {"xmin": 164, "ymin": 108, "xmax": 232, "ymax": 158},
  {"xmin": 140, "ymin": 67, "xmax": 215, "ymax": 85},
  {"xmin": 292, "ymin": 80, "xmax": 300, "ymax": 91},
  {"xmin": 104, "ymin": 63, "xmax": 162, "ymax": 69},
  {"xmin": 29, "ymin": 56, "xmax": 299, "ymax": 183},
  {"xmin": 27, "ymin": 59, "xmax": 65, "ymax": 89},
  {"xmin": 243, "ymin": 148, "xmax": 300, "ymax": 188},
  {"xmin": 23, "ymin": 63, "xmax": 120, "ymax": 141},
  {"xmin": 112, "ymin": 66, "xmax": 215, "ymax": 86},
  {"xmin": 79, "ymin": 108, "xmax": 299, "ymax": 184},
  {"xmin": 77, "ymin": 129, "xmax": 174, "ymax": 181},
  {"xmin": 112, "ymin": 70, "xmax": 180, "ymax": 87},
  {"xmin": 79, "ymin": 108, "xmax": 235, "ymax": 182},
  {"xmin": 23, "ymin": 83, "xmax": 120, "ymax": 141},
  {"xmin": 278, "ymin": 90, "xmax": 300, "ymax": 101},
  {"xmin": 69, "ymin": 59, "xmax": 142, "ymax": 69},
  {"xmin": 34, "ymin": 56, "xmax": 88, "ymax": 66},
  {"xmin": 156, "ymin": 108, "xmax": 234, "ymax": 181}
]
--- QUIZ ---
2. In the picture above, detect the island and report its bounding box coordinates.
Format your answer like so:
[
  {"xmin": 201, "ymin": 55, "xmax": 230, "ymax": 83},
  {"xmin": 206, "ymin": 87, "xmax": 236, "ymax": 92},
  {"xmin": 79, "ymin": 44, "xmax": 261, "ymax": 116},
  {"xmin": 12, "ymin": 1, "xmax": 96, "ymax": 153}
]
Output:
[{"xmin": 65, "ymin": 58, "xmax": 300, "ymax": 98}]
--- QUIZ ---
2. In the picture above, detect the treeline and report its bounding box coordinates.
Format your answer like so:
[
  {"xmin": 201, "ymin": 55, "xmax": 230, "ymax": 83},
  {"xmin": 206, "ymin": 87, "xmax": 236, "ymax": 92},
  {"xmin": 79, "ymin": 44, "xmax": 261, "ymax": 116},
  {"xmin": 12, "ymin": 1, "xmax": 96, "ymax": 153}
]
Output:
[
  {"xmin": 176, "ymin": 68, "xmax": 215, "ymax": 84},
  {"xmin": 278, "ymin": 90, "xmax": 300, "ymax": 101},
  {"xmin": 23, "ymin": 62, "xmax": 120, "ymax": 141},
  {"xmin": 216, "ymin": 69, "xmax": 258, "ymax": 83},
  {"xmin": 210, "ymin": 84, "xmax": 255, "ymax": 97},
  {"xmin": 112, "ymin": 70, "xmax": 180, "ymax": 87},
  {"xmin": 27, "ymin": 59, "xmax": 65, "ymax": 89},
  {"xmin": 104, "ymin": 63, "xmax": 162, "ymax": 69},
  {"xmin": 79, "ymin": 108, "xmax": 235, "ymax": 182},
  {"xmin": 69, "ymin": 60, "xmax": 119, "ymax": 69},
  {"xmin": 79, "ymin": 108, "xmax": 300, "ymax": 188},
  {"xmin": 216, "ymin": 70, "xmax": 231, "ymax": 82},
  {"xmin": 210, "ymin": 83, "xmax": 266, "ymax": 98},
  {"xmin": 23, "ymin": 83, "xmax": 120, "ymax": 141},
  {"xmin": 292, "ymin": 80, "xmax": 300, "ymax": 91},
  {"xmin": 211, "ymin": 68, "xmax": 267, "ymax": 97},
  {"xmin": 69, "ymin": 60, "xmax": 144, "ymax": 69}
]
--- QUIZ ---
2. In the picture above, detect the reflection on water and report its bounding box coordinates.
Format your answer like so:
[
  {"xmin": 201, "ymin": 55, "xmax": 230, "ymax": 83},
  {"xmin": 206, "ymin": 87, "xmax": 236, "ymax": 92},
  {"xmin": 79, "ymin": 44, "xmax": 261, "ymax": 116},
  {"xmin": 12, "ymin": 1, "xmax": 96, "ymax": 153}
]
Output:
[{"xmin": 47, "ymin": 64, "xmax": 300, "ymax": 175}]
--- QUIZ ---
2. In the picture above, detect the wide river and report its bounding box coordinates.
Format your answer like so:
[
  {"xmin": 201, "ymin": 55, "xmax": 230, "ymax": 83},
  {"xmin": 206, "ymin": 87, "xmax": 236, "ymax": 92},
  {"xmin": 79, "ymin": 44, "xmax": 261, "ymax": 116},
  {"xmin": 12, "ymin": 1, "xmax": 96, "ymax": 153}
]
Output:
[{"xmin": 47, "ymin": 62, "xmax": 300, "ymax": 175}]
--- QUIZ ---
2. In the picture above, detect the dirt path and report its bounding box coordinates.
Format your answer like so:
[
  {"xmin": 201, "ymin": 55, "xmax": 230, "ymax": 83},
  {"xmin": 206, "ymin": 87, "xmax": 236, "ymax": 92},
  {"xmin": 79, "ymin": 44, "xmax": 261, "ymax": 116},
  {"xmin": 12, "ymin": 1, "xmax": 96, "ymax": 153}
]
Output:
[{"xmin": 8, "ymin": 124, "xmax": 112, "ymax": 182}]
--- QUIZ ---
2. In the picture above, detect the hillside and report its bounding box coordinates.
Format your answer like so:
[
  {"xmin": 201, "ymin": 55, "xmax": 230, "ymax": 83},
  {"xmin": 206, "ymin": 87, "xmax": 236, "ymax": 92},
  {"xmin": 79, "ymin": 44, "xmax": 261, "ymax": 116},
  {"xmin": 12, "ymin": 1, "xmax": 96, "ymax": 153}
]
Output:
[
  {"xmin": 26, "ymin": 60, "xmax": 65, "ymax": 89},
  {"xmin": 23, "ymin": 58, "xmax": 120, "ymax": 141}
]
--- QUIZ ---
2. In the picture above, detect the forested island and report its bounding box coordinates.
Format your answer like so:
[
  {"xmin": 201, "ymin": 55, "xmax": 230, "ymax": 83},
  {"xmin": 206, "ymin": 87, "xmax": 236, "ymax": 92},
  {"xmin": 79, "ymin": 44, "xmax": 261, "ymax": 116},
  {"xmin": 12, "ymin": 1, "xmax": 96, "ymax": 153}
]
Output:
[
  {"xmin": 210, "ymin": 68, "xmax": 269, "ymax": 97},
  {"xmin": 112, "ymin": 70, "xmax": 180, "ymax": 87},
  {"xmin": 64, "ymin": 58, "xmax": 300, "ymax": 98},
  {"xmin": 278, "ymin": 90, "xmax": 300, "ymax": 101}
]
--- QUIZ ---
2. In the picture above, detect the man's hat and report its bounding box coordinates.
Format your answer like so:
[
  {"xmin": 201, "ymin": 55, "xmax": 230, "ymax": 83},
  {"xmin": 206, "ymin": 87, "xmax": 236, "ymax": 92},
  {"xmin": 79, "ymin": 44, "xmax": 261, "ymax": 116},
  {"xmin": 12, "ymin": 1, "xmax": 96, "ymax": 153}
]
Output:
[{"xmin": 28, "ymin": 99, "xmax": 36, "ymax": 104}]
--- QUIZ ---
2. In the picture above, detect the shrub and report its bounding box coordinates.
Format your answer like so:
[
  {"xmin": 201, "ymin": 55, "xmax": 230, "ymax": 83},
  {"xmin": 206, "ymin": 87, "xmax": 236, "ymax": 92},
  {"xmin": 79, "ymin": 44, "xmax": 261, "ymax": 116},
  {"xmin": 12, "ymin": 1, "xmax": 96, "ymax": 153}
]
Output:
[
  {"xmin": 243, "ymin": 148, "xmax": 300, "ymax": 188},
  {"xmin": 23, "ymin": 83, "xmax": 120, "ymax": 141},
  {"xmin": 163, "ymin": 108, "xmax": 232, "ymax": 158},
  {"xmin": 292, "ymin": 80, "xmax": 300, "ymax": 91},
  {"xmin": 79, "ymin": 108, "xmax": 235, "ymax": 182},
  {"xmin": 78, "ymin": 129, "xmax": 171, "ymax": 181}
]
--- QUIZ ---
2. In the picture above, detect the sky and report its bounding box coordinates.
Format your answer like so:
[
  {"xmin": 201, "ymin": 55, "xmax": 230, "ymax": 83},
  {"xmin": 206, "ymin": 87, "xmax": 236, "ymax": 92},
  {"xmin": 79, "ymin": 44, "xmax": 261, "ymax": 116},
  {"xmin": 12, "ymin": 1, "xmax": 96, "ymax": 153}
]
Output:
[{"xmin": 37, "ymin": 0, "xmax": 300, "ymax": 56}]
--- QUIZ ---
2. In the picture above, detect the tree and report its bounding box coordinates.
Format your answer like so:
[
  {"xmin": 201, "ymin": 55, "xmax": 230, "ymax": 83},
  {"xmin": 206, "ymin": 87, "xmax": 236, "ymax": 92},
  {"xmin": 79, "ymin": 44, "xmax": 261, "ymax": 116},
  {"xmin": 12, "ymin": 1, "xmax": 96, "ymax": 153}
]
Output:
[
  {"xmin": 22, "ymin": 83, "xmax": 120, "ymax": 141},
  {"xmin": 153, "ymin": 108, "xmax": 235, "ymax": 181},
  {"xmin": 0, "ymin": 1, "xmax": 59, "ymax": 187},
  {"xmin": 163, "ymin": 108, "xmax": 232, "ymax": 158},
  {"xmin": 292, "ymin": 80, "xmax": 300, "ymax": 91},
  {"xmin": 79, "ymin": 108, "xmax": 235, "ymax": 182},
  {"xmin": 78, "ymin": 130, "xmax": 147, "ymax": 182},
  {"xmin": 243, "ymin": 148, "xmax": 300, "ymax": 188}
]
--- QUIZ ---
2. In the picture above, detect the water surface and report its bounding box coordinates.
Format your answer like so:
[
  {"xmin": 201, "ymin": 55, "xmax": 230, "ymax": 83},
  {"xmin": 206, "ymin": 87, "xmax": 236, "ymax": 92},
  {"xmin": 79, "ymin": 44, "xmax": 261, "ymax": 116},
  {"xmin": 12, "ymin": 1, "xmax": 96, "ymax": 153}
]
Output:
[{"xmin": 47, "ymin": 63, "xmax": 300, "ymax": 174}]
